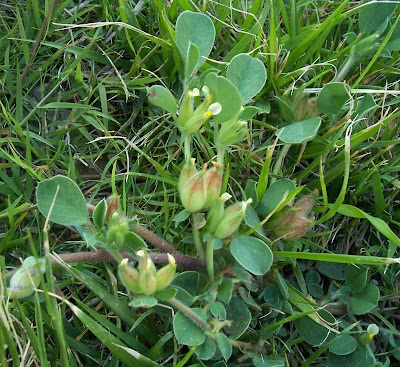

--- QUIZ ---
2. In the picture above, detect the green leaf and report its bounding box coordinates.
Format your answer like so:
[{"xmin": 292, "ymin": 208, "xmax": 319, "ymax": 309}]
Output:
[
  {"xmin": 204, "ymin": 72, "xmax": 242, "ymax": 123},
  {"xmin": 216, "ymin": 333, "xmax": 232, "ymax": 361},
  {"xmin": 276, "ymin": 117, "xmax": 321, "ymax": 144},
  {"xmin": 350, "ymin": 284, "xmax": 380, "ymax": 315},
  {"xmin": 130, "ymin": 297, "xmax": 158, "ymax": 309},
  {"xmin": 230, "ymin": 235, "xmax": 273, "ymax": 275},
  {"xmin": 147, "ymin": 85, "xmax": 178, "ymax": 114},
  {"xmin": 125, "ymin": 232, "xmax": 147, "ymax": 250},
  {"xmin": 93, "ymin": 199, "xmax": 107, "ymax": 229},
  {"xmin": 36, "ymin": 175, "xmax": 89, "ymax": 226},
  {"xmin": 226, "ymin": 53, "xmax": 267, "ymax": 104},
  {"xmin": 185, "ymin": 42, "xmax": 200, "ymax": 79},
  {"xmin": 153, "ymin": 288, "xmax": 177, "ymax": 301},
  {"xmin": 173, "ymin": 309, "xmax": 206, "ymax": 346},
  {"xmin": 329, "ymin": 335, "xmax": 357, "ymax": 356},
  {"xmin": 293, "ymin": 309, "xmax": 336, "ymax": 346},
  {"xmin": 176, "ymin": 11, "xmax": 215, "ymax": 68},
  {"xmin": 345, "ymin": 264, "xmax": 368, "ymax": 293},
  {"xmin": 195, "ymin": 336, "xmax": 216, "ymax": 360},
  {"xmin": 218, "ymin": 277, "xmax": 234, "ymax": 304},
  {"xmin": 224, "ymin": 297, "xmax": 251, "ymax": 339},
  {"xmin": 275, "ymin": 96, "xmax": 295, "ymax": 123},
  {"xmin": 359, "ymin": 0, "xmax": 397, "ymax": 33},
  {"xmin": 210, "ymin": 302, "xmax": 227, "ymax": 319},
  {"xmin": 244, "ymin": 205, "xmax": 267, "ymax": 237},
  {"xmin": 256, "ymin": 178, "xmax": 296, "ymax": 217},
  {"xmin": 316, "ymin": 82, "xmax": 350, "ymax": 114},
  {"xmin": 316, "ymin": 262, "xmax": 347, "ymax": 280},
  {"xmin": 240, "ymin": 106, "xmax": 261, "ymax": 120}
]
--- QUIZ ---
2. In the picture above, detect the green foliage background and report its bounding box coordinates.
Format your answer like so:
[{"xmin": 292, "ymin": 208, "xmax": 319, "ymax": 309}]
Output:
[{"xmin": 1, "ymin": 0, "xmax": 400, "ymax": 366}]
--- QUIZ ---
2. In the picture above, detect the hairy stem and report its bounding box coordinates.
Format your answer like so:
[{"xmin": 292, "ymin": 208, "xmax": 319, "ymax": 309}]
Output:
[
  {"xmin": 206, "ymin": 237, "xmax": 215, "ymax": 282},
  {"xmin": 169, "ymin": 297, "xmax": 210, "ymax": 331},
  {"xmin": 184, "ymin": 134, "xmax": 192, "ymax": 161},
  {"xmin": 192, "ymin": 215, "xmax": 204, "ymax": 261},
  {"xmin": 87, "ymin": 203, "xmax": 176, "ymax": 253},
  {"xmin": 6, "ymin": 251, "xmax": 204, "ymax": 279}
]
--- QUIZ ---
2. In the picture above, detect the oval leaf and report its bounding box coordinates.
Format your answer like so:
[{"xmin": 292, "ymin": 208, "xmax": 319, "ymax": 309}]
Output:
[
  {"xmin": 329, "ymin": 335, "xmax": 357, "ymax": 356},
  {"xmin": 36, "ymin": 175, "xmax": 88, "ymax": 226},
  {"xmin": 204, "ymin": 72, "xmax": 242, "ymax": 123},
  {"xmin": 316, "ymin": 82, "xmax": 350, "ymax": 114},
  {"xmin": 276, "ymin": 117, "xmax": 321, "ymax": 144},
  {"xmin": 176, "ymin": 11, "xmax": 215, "ymax": 68},
  {"xmin": 256, "ymin": 178, "xmax": 296, "ymax": 217},
  {"xmin": 173, "ymin": 308, "xmax": 206, "ymax": 346},
  {"xmin": 350, "ymin": 284, "xmax": 380, "ymax": 315},
  {"xmin": 230, "ymin": 235, "xmax": 273, "ymax": 275},
  {"xmin": 359, "ymin": 0, "xmax": 396, "ymax": 33},
  {"xmin": 147, "ymin": 85, "xmax": 178, "ymax": 114},
  {"xmin": 224, "ymin": 297, "xmax": 251, "ymax": 339},
  {"xmin": 226, "ymin": 53, "xmax": 267, "ymax": 104}
]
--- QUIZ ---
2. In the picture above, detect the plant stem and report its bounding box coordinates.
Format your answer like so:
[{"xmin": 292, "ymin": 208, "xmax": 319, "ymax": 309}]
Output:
[
  {"xmin": 169, "ymin": 297, "xmax": 209, "ymax": 331},
  {"xmin": 87, "ymin": 203, "xmax": 176, "ymax": 254},
  {"xmin": 270, "ymin": 143, "xmax": 291, "ymax": 185},
  {"xmin": 192, "ymin": 214, "xmax": 204, "ymax": 261},
  {"xmin": 109, "ymin": 249, "xmax": 124, "ymax": 263},
  {"xmin": 334, "ymin": 55, "xmax": 355, "ymax": 83},
  {"xmin": 217, "ymin": 145, "xmax": 225, "ymax": 165},
  {"xmin": 6, "ymin": 251, "xmax": 204, "ymax": 280},
  {"xmin": 184, "ymin": 134, "xmax": 192, "ymax": 161},
  {"xmin": 206, "ymin": 237, "xmax": 215, "ymax": 282}
]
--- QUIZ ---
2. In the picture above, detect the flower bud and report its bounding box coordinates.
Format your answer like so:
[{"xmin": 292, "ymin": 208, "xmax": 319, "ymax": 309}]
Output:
[
  {"xmin": 105, "ymin": 195, "xmax": 120, "ymax": 222},
  {"xmin": 139, "ymin": 258, "xmax": 158, "ymax": 296},
  {"xmin": 137, "ymin": 250, "xmax": 156, "ymax": 275},
  {"xmin": 265, "ymin": 206, "xmax": 297, "ymax": 230},
  {"xmin": 203, "ymin": 162, "xmax": 223, "ymax": 208},
  {"xmin": 213, "ymin": 199, "xmax": 252, "ymax": 239},
  {"xmin": 118, "ymin": 259, "xmax": 141, "ymax": 293},
  {"xmin": 207, "ymin": 193, "xmax": 232, "ymax": 234},
  {"xmin": 293, "ymin": 190, "xmax": 318, "ymax": 217},
  {"xmin": 9, "ymin": 257, "xmax": 45, "ymax": 299},
  {"xmin": 155, "ymin": 254, "xmax": 176, "ymax": 291},
  {"xmin": 292, "ymin": 95, "xmax": 319, "ymax": 122},
  {"xmin": 183, "ymin": 102, "xmax": 222, "ymax": 134},
  {"xmin": 177, "ymin": 88, "xmax": 200, "ymax": 128},
  {"xmin": 178, "ymin": 158, "xmax": 197, "ymax": 194},
  {"xmin": 179, "ymin": 168, "xmax": 207, "ymax": 212},
  {"xmin": 273, "ymin": 216, "xmax": 314, "ymax": 240},
  {"xmin": 351, "ymin": 34, "xmax": 380, "ymax": 59},
  {"xmin": 217, "ymin": 119, "xmax": 248, "ymax": 146}
]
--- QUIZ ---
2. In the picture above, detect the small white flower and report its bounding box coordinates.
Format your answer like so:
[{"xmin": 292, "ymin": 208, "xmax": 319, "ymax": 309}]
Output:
[
  {"xmin": 188, "ymin": 88, "xmax": 200, "ymax": 97},
  {"xmin": 208, "ymin": 102, "xmax": 222, "ymax": 116}
]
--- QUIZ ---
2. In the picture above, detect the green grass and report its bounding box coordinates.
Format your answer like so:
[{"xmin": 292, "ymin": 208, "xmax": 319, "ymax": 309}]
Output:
[{"xmin": 2, "ymin": 0, "xmax": 400, "ymax": 366}]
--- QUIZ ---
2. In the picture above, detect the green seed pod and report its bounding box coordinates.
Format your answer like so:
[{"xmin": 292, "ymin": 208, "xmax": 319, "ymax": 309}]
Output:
[
  {"xmin": 177, "ymin": 89, "xmax": 199, "ymax": 128},
  {"xmin": 137, "ymin": 250, "xmax": 156, "ymax": 275},
  {"xmin": 155, "ymin": 254, "xmax": 176, "ymax": 291},
  {"xmin": 207, "ymin": 193, "xmax": 232, "ymax": 234},
  {"xmin": 213, "ymin": 199, "xmax": 252, "ymax": 239},
  {"xmin": 203, "ymin": 162, "xmax": 223, "ymax": 209},
  {"xmin": 273, "ymin": 216, "xmax": 314, "ymax": 240},
  {"xmin": 139, "ymin": 259, "xmax": 158, "ymax": 296},
  {"xmin": 179, "ymin": 168, "xmax": 207, "ymax": 212},
  {"xmin": 293, "ymin": 189, "xmax": 318, "ymax": 217},
  {"xmin": 178, "ymin": 158, "xmax": 197, "ymax": 194},
  {"xmin": 105, "ymin": 195, "xmax": 120, "ymax": 222},
  {"xmin": 9, "ymin": 257, "xmax": 44, "ymax": 299},
  {"xmin": 118, "ymin": 259, "xmax": 141, "ymax": 294}
]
